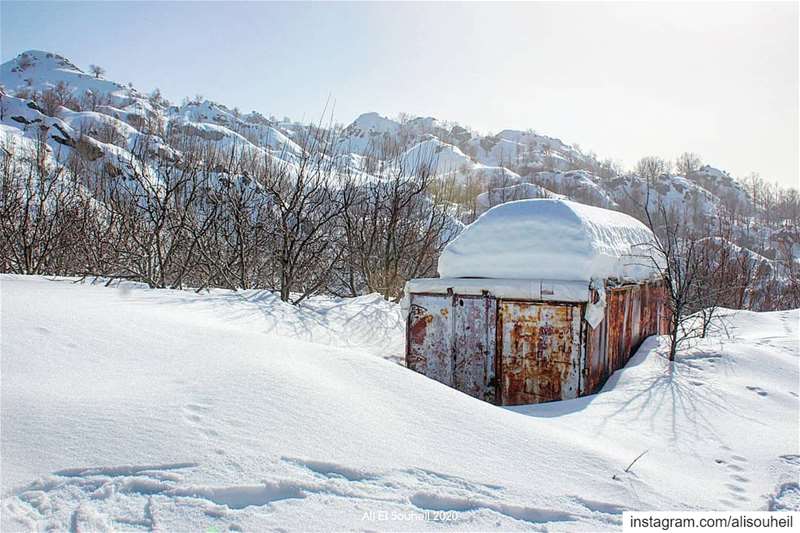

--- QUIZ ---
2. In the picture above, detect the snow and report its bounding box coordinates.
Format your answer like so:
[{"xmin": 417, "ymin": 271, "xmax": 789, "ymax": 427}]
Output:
[
  {"xmin": 438, "ymin": 199, "xmax": 662, "ymax": 282},
  {"xmin": 0, "ymin": 50, "xmax": 131, "ymax": 106},
  {"xmin": 0, "ymin": 95, "xmax": 76, "ymax": 150},
  {"xmin": 404, "ymin": 278, "xmax": 591, "ymax": 302},
  {"xmin": 606, "ymin": 173, "xmax": 721, "ymax": 220},
  {"xmin": 400, "ymin": 137, "xmax": 473, "ymax": 175},
  {"xmin": 533, "ymin": 170, "xmax": 618, "ymax": 209},
  {"xmin": 336, "ymin": 112, "xmax": 402, "ymax": 154},
  {"xmin": 0, "ymin": 49, "xmax": 760, "ymax": 244},
  {"xmin": 1, "ymin": 275, "xmax": 798, "ymax": 531}
]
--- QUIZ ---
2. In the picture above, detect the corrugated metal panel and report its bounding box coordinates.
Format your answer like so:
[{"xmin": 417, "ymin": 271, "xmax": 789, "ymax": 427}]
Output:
[
  {"xmin": 498, "ymin": 302, "xmax": 582, "ymax": 405},
  {"xmin": 629, "ymin": 288, "xmax": 642, "ymax": 348},
  {"xmin": 583, "ymin": 307, "xmax": 608, "ymax": 395},
  {"xmin": 407, "ymin": 279, "xmax": 670, "ymax": 405},
  {"xmin": 406, "ymin": 294, "xmax": 453, "ymax": 386},
  {"xmin": 584, "ymin": 281, "xmax": 670, "ymax": 396}
]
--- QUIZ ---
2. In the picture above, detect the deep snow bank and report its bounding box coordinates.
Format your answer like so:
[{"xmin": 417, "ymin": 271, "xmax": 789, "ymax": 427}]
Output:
[
  {"xmin": 1, "ymin": 276, "xmax": 797, "ymax": 531},
  {"xmin": 438, "ymin": 199, "xmax": 661, "ymax": 281}
]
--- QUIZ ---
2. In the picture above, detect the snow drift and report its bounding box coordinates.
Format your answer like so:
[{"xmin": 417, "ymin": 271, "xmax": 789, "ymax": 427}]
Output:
[
  {"xmin": 1, "ymin": 276, "xmax": 797, "ymax": 532},
  {"xmin": 438, "ymin": 199, "xmax": 662, "ymax": 282}
]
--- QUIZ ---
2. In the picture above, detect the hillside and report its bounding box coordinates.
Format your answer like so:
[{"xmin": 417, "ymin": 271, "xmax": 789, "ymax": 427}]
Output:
[
  {"xmin": 1, "ymin": 49, "xmax": 798, "ymax": 306},
  {"xmin": 0, "ymin": 50, "xmax": 767, "ymax": 219},
  {"xmin": 1, "ymin": 275, "xmax": 798, "ymax": 531}
]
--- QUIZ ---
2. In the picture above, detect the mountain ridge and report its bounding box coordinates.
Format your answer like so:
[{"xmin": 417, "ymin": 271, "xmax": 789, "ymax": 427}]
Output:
[{"xmin": 1, "ymin": 49, "xmax": 796, "ymax": 276}]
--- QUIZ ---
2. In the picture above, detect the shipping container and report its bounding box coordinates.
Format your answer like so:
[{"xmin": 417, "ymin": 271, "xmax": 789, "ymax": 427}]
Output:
[{"xmin": 405, "ymin": 278, "xmax": 669, "ymax": 405}]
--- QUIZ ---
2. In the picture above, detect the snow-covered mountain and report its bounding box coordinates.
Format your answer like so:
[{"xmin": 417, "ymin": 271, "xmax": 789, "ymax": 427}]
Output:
[
  {"xmin": 0, "ymin": 50, "xmax": 757, "ymax": 206},
  {"xmin": 1, "ymin": 49, "xmax": 795, "ymax": 276}
]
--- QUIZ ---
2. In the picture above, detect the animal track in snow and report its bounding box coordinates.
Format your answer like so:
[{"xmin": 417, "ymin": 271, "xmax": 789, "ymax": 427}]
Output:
[
  {"xmin": 181, "ymin": 401, "xmax": 220, "ymax": 438},
  {"xmin": 168, "ymin": 481, "xmax": 307, "ymax": 509},
  {"xmin": 3, "ymin": 459, "xmax": 628, "ymax": 531},
  {"xmin": 717, "ymin": 452, "xmax": 752, "ymax": 503},
  {"xmin": 54, "ymin": 462, "xmax": 198, "ymax": 478}
]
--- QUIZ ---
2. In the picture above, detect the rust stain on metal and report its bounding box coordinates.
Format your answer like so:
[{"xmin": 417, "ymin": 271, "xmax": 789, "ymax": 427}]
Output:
[
  {"xmin": 498, "ymin": 302, "xmax": 581, "ymax": 405},
  {"xmin": 406, "ymin": 279, "xmax": 670, "ymax": 406},
  {"xmin": 584, "ymin": 280, "xmax": 669, "ymax": 396},
  {"xmin": 408, "ymin": 313, "xmax": 432, "ymax": 346},
  {"xmin": 406, "ymin": 295, "xmax": 453, "ymax": 386},
  {"xmin": 406, "ymin": 294, "xmax": 497, "ymax": 401}
]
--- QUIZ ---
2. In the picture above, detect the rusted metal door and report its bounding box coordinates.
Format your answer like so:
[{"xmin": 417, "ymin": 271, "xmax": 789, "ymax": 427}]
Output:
[
  {"xmin": 406, "ymin": 293, "xmax": 497, "ymax": 400},
  {"xmin": 498, "ymin": 302, "xmax": 582, "ymax": 405},
  {"xmin": 406, "ymin": 294, "xmax": 453, "ymax": 386},
  {"xmin": 453, "ymin": 295, "xmax": 497, "ymax": 402}
]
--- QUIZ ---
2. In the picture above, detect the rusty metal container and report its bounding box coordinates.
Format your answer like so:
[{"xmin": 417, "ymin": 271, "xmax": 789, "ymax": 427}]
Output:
[{"xmin": 405, "ymin": 279, "xmax": 669, "ymax": 406}]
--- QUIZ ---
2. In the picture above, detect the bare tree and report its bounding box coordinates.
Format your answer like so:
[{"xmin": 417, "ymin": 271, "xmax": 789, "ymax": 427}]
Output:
[
  {"xmin": 641, "ymin": 183, "xmax": 705, "ymax": 361},
  {"xmin": 39, "ymin": 82, "xmax": 79, "ymax": 115},
  {"xmin": 675, "ymin": 152, "xmax": 702, "ymax": 176},
  {"xmin": 340, "ymin": 147, "xmax": 457, "ymax": 300},
  {"xmin": 635, "ymin": 155, "xmax": 672, "ymax": 182},
  {"xmin": 255, "ymin": 126, "xmax": 354, "ymax": 303},
  {"xmin": 89, "ymin": 64, "xmax": 105, "ymax": 79}
]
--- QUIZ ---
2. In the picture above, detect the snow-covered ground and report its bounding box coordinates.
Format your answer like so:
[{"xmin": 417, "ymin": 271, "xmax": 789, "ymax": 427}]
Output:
[{"xmin": 1, "ymin": 275, "xmax": 798, "ymax": 531}]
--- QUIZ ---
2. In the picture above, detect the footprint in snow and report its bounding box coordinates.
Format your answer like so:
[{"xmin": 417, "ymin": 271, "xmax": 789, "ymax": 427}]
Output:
[
  {"xmin": 779, "ymin": 454, "xmax": 800, "ymax": 466},
  {"xmin": 746, "ymin": 386, "xmax": 768, "ymax": 397},
  {"xmin": 725, "ymin": 483, "xmax": 746, "ymax": 494},
  {"xmin": 720, "ymin": 453, "xmax": 752, "ymax": 502}
]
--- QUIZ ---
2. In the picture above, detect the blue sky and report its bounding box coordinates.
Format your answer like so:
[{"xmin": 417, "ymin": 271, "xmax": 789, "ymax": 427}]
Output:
[{"xmin": 1, "ymin": 1, "xmax": 798, "ymax": 187}]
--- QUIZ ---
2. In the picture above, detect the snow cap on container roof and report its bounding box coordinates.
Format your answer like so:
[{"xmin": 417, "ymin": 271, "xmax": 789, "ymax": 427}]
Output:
[{"xmin": 438, "ymin": 199, "xmax": 662, "ymax": 282}]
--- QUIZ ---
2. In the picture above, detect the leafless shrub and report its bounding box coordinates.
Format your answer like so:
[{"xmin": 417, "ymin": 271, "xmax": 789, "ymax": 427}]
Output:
[
  {"xmin": 0, "ymin": 136, "xmax": 86, "ymax": 275},
  {"xmin": 39, "ymin": 82, "xmax": 81, "ymax": 116}
]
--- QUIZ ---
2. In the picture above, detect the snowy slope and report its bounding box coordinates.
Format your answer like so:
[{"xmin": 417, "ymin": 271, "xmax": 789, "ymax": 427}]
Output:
[
  {"xmin": 0, "ymin": 49, "xmax": 761, "ymax": 230},
  {"xmin": 0, "ymin": 51, "xmax": 132, "ymax": 106},
  {"xmin": 606, "ymin": 173, "xmax": 721, "ymax": 219},
  {"xmin": 2, "ymin": 275, "xmax": 797, "ymax": 531},
  {"xmin": 532, "ymin": 170, "xmax": 618, "ymax": 209}
]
